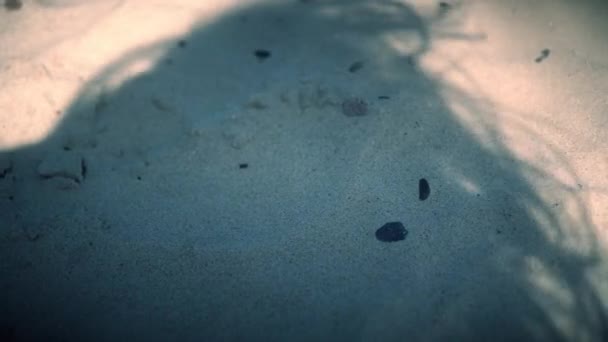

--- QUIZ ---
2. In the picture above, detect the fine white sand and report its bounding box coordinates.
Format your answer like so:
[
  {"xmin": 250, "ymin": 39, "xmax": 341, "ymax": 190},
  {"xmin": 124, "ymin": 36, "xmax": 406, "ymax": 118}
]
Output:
[{"xmin": 1, "ymin": 0, "xmax": 608, "ymax": 341}]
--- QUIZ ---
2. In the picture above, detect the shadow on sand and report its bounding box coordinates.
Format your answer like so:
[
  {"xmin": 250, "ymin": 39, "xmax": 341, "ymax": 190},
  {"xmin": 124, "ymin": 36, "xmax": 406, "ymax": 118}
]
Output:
[{"xmin": 1, "ymin": 1, "xmax": 606, "ymax": 341}]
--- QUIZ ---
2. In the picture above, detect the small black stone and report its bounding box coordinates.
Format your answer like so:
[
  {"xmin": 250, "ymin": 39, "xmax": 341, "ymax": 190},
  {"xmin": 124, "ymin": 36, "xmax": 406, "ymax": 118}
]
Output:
[
  {"xmin": 535, "ymin": 49, "xmax": 550, "ymax": 63},
  {"xmin": 4, "ymin": 0, "xmax": 22, "ymax": 10},
  {"xmin": 239, "ymin": 163, "xmax": 249, "ymax": 169},
  {"xmin": 419, "ymin": 178, "xmax": 430, "ymax": 200},
  {"xmin": 348, "ymin": 61, "xmax": 364, "ymax": 73},
  {"xmin": 178, "ymin": 40, "xmax": 187, "ymax": 48},
  {"xmin": 378, "ymin": 95, "xmax": 390, "ymax": 100},
  {"xmin": 136, "ymin": 176, "xmax": 142, "ymax": 180},
  {"xmin": 254, "ymin": 49, "xmax": 271, "ymax": 61},
  {"xmin": 81, "ymin": 158, "xmax": 87, "ymax": 179},
  {"xmin": 376, "ymin": 222, "xmax": 408, "ymax": 242},
  {"xmin": 439, "ymin": 1, "xmax": 450, "ymax": 9},
  {"xmin": 0, "ymin": 164, "xmax": 12, "ymax": 179}
]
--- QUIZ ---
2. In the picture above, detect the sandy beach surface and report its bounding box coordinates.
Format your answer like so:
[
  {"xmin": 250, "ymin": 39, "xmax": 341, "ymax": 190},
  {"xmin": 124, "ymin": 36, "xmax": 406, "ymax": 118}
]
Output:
[{"xmin": 1, "ymin": 0, "xmax": 608, "ymax": 341}]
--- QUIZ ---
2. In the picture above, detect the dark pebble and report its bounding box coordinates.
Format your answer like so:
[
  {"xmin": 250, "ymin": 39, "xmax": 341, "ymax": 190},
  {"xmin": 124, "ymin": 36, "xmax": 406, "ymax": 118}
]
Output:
[
  {"xmin": 80, "ymin": 158, "xmax": 87, "ymax": 179},
  {"xmin": 378, "ymin": 95, "xmax": 390, "ymax": 100},
  {"xmin": 254, "ymin": 49, "xmax": 271, "ymax": 61},
  {"xmin": 178, "ymin": 40, "xmax": 187, "ymax": 48},
  {"xmin": 0, "ymin": 166, "xmax": 12, "ymax": 180},
  {"xmin": 419, "ymin": 178, "xmax": 430, "ymax": 200},
  {"xmin": 439, "ymin": 1, "xmax": 450, "ymax": 9},
  {"xmin": 348, "ymin": 61, "xmax": 364, "ymax": 73},
  {"xmin": 4, "ymin": 0, "xmax": 22, "ymax": 10},
  {"xmin": 239, "ymin": 163, "xmax": 249, "ymax": 169},
  {"xmin": 376, "ymin": 222, "xmax": 408, "ymax": 242},
  {"xmin": 535, "ymin": 49, "xmax": 550, "ymax": 63}
]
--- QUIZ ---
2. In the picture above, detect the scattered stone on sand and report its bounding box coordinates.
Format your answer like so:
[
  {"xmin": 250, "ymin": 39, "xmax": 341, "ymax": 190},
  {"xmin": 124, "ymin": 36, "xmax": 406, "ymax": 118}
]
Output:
[
  {"xmin": 37, "ymin": 151, "xmax": 85, "ymax": 185},
  {"xmin": 378, "ymin": 95, "xmax": 390, "ymax": 100},
  {"xmin": 376, "ymin": 222, "xmax": 408, "ymax": 242},
  {"xmin": 341, "ymin": 97, "xmax": 368, "ymax": 117},
  {"xmin": 419, "ymin": 178, "xmax": 430, "ymax": 200},
  {"xmin": 239, "ymin": 163, "xmax": 249, "ymax": 169}
]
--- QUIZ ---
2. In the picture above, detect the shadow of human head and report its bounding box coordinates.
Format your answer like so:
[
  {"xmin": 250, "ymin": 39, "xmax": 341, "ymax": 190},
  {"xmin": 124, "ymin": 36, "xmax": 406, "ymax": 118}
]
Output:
[{"xmin": 1, "ymin": 1, "xmax": 606, "ymax": 341}]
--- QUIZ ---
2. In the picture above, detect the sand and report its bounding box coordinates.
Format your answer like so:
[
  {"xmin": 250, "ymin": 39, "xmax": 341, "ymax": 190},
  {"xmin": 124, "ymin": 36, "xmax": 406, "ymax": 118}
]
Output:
[{"xmin": 1, "ymin": 0, "xmax": 608, "ymax": 341}]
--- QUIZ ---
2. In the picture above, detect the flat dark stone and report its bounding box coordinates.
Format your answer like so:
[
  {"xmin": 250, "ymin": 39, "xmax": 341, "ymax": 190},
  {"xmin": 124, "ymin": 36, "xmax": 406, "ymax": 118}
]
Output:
[
  {"xmin": 254, "ymin": 49, "xmax": 271, "ymax": 61},
  {"xmin": 348, "ymin": 61, "xmax": 364, "ymax": 73},
  {"xmin": 0, "ymin": 162, "xmax": 12, "ymax": 179},
  {"xmin": 535, "ymin": 48, "xmax": 550, "ymax": 63},
  {"xmin": 419, "ymin": 178, "xmax": 430, "ymax": 200},
  {"xmin": 4, "ymin": 0, "xmax": 22, "ymax": 10},
  {"xmin": 375, "ymin": 222, "xmax": 408, "ymax": 242}
]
